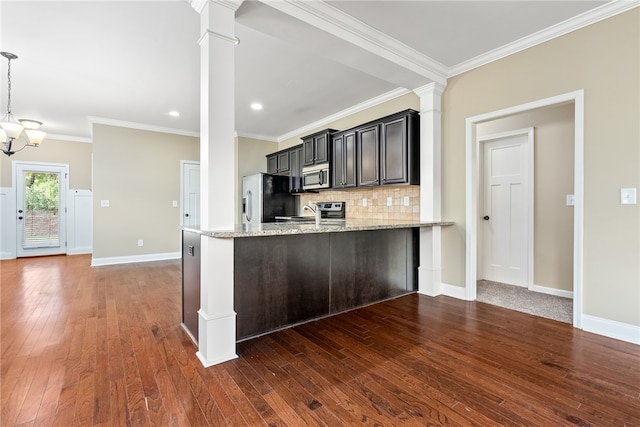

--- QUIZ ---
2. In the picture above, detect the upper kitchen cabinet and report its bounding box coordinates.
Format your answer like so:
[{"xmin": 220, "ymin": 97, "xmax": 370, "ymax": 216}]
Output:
[
  {"xmin": 356, "ymin": 124, "xmax": 380, "ymax": 187},
  {"xmin": 266, "ymin": 149, "xmax": 291, "ymax": 175},
  {"xmin": 332, "ymin": 130, "xmax": 357, "ymax": 189},
  {"xmin": 289, "ymin": 144, "xmax": 304, "ymax": 192},
  {"xmin": 302, "ymin": 129, "xmax": 336, "ymax": 166},
  {"xmin": 357, "ymin": 109, "xmax": 420, "ymax": 187},
  {"xmin": 380, "ymin": 110, "xmax": 420, "ymax": 186}
]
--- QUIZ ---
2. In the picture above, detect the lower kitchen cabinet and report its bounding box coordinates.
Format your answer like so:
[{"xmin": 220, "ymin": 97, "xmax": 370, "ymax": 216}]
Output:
[
  {"xmin": 234, "ymin": 234, "xmax": 331, "ymax": 339},
  {"xmin": 182, "ymin": 230, "xmax": 201, "ymax": 341},
  {"xmin": 330, "ymin": 229, "xmax": 417, "ymax": 312},
  {"xmin": 233, "ymin": 228, "xmax": 418, "ymax": 340}
]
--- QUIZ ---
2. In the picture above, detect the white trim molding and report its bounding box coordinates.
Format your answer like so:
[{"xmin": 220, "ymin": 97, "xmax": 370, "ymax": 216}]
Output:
[
  {"xmin": 259, "ymin": 0, "xmax": 448, "ymax": 85},
  {"xmin": 465, "ymin": 90, "xmax": 585, "ymax": 330},
  {"xmin": 449, "ymin": 0, "xmax": 640, "ymax": 77},
  {"xmin": 277, "ymin": 88, "xmax": 411, "ymax": 143},
  {"xmin": 91, "ymin": 251, "xmax": 181, "ymax": 267},
  {"xmin": 0, "ymin": 187, "xmax": 16, "ymax": 260},
  {"xmin": 88, "ymin": 117, "xmax": 199, "ymax": 138},
  {"xmin": 582, "ymin": 315, "xmax": 640, "ymax": 345},
  {"xmin": 531, "ymin": 284, "xmax": 573, "ymax": 300}
]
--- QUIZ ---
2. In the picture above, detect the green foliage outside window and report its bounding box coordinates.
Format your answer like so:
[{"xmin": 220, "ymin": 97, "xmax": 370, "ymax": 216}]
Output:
[{"xmin": 25, "ymin": 172, "xmax": 59, "ymax": 213}]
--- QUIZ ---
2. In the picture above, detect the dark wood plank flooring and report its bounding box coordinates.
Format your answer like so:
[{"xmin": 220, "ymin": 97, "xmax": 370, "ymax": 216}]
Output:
[{"xmin": 1, "ymin": 254, "xmax": 639, "ymax": 426}]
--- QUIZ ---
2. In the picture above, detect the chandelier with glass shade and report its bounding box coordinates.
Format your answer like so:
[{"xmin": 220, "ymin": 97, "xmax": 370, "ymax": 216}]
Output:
[{"xmin": 1, "ymin": 51, "xmax": 46, "ymax": 157}]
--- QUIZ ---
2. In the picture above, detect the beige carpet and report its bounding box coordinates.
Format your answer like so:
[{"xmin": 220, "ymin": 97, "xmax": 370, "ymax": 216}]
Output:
[{"xmin": 477, "ymin": 280, "xmax": 573, "ymax": 324}]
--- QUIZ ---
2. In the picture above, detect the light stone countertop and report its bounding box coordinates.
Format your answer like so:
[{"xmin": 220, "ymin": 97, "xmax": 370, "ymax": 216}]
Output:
[{"xmin": 182, "ymin": 219, "xmax": 454, "ymax": 239}]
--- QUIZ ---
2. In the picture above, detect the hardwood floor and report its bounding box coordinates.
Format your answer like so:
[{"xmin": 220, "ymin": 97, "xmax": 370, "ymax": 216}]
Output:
[{"xmin": 2, "ymin": 254, "xmax": 639, "ymax": 426}]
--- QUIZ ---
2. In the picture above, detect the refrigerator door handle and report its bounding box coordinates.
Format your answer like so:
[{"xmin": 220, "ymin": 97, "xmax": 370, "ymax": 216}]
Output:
[{"xmin": 245, "ymin": 191, "xmax": 252, "ymax": 222}]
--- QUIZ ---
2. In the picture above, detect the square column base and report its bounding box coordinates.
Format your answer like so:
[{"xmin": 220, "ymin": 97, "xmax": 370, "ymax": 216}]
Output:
[{"xmin": 196, "ymin": 309, "xmax": 237, "ymax": 367}]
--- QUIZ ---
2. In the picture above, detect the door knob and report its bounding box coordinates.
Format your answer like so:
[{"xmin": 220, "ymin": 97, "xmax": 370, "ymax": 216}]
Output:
[
  {"xmin": 18, "ymin": 209, "xmax": 23, "ymax": 213},
  {"xmin": 18, "ymin": 216, "xmax": 23, "ymax": 220},
  {"xmin": 185, "ymin": 213, "xmax": 189, "ymax": 217},
  {"xmin": 483, "ymin": 215, "xmax": 490, "ymax": 220}
]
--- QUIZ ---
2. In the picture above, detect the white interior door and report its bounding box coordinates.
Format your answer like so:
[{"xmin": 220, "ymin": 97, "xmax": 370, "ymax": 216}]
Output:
[
  {"xmin": 181, "ymin": 162, "xmax": 200, "ymax": 227},
  {"xmin": 481, "ymin": 133, "xmax": 532, "ymax": 287},
  {"xmin": 16, "ymin": 162, "xmax": 68, "ymax": 257}
]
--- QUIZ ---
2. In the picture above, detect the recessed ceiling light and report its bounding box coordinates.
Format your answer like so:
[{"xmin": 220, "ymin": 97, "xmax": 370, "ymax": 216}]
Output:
[
  {"xmin": 169, "ymin": 111, "xmax": 180, "ymax": 117},
  {"xmin": 251, "ymin": 103, "xmax": 263, "ymax": 111}
]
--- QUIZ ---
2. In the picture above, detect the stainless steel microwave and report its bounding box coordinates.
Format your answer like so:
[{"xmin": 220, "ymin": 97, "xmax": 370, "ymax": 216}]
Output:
[{"xmin": 302, "ymin": 163, "xmax": 330, "ymax": 190}]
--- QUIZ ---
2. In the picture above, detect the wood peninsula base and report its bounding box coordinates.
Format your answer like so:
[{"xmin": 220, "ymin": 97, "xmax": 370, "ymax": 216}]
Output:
[{"xmin": 234, "ymin": 228, "xmax": 418, "ymax": 340}]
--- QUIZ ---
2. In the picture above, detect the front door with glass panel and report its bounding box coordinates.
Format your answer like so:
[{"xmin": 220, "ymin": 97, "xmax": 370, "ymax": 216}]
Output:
[{"xmin": 16, "ymin": 162, "xmax": 67, "ymax": 257}]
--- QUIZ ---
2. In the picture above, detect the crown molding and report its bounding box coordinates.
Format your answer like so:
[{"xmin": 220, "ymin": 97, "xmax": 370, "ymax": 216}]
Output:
[
  {"xmin": 45, "ymin": 133, "xmax": 93, "ymax": 144},
  {"xmin": 88, "ymin": 117, "xmax": 199, "ymax": 138},
  {"xmin": 449, "ymin": 0, "xmax": 640, "ymax": 77},
  {"xmin": 189, "ymin": 0, "xmax": 243, "ymax": 14},
  {"xmin": 236, "ymin": 131, "xmax": 279, "ymax": 142},
  {"xmin": 277, "ymin": 87, "xmax": 411, "ymax": 142},
  {"xmin": 259, "ymin": 0, "xmax": 448, "ymax": 85}
]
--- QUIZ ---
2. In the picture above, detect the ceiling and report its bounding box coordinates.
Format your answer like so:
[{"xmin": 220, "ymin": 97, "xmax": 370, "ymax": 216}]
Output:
[{"xmin": 0, "ymin": 0, "xmax": 624, "ymax": 143}]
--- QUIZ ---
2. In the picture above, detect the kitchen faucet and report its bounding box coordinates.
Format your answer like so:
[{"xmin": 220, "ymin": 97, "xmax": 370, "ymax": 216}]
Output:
[{"xmin": 303, "ymin": 202, "xmax": 322, "ymax": 226}]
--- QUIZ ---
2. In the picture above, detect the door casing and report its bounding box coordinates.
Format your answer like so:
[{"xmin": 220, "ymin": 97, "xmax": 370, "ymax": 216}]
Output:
[
  {"xmin": 180, "ymin": 160, "xmax": 200, "ymax": 227},
  {"xmin": 465, "ymin": 90, "xmax": 584, "ymax": 328},
  {"xmin": 14, "ymin": 161, "xmax": 69, "ymax": 257}
]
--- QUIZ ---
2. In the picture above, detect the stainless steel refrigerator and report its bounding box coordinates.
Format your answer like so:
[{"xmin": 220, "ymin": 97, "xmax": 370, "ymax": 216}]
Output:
[{"xmin": 242, "ymin": 173, "xmax": 295, "ymax": 225}]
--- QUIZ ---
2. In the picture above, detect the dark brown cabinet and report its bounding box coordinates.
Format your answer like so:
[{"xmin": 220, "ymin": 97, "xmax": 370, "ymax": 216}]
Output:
[
  {"xmin": 182, "ymin": 230, "xmax": 201, "ymax": 342},
  {"xmin": 357, "ymin": 124, "xmax": 380, "ymax": 187},
  {"xmin": 355, "ymin": 109, "xmax": 419, "ymax": 187},
  {"xmin": 380, "ymin": 111, "xmax": 420, "ymax": 186},
  {"xmin": 289, "ymin": 144, "xmax": 304, "ymax": 192},
  {"xmin": 302, "ymin": 129, "xmax": 336, "ymax": 166},
  {"xmin": 332, "ymin": 130, "xmax": 357, "ymax": 189},
  {"xmin": 266, "ymin": 149, "xmax": 291, "ymax": 175}
]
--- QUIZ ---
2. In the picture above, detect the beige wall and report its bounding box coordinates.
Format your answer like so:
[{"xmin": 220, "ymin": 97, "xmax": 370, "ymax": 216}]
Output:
[
  {"xmin": 92, "ymin": 124, "xmax": 199, "ymax": 259},
  {"xmin": 477, "ymin": 103, "xmax": 575, "ymax": 292},
  {"xmin": 236, "ymin": 136, "xmax": 278, "ymax": 223},
  {"xmin": 0, "ymin": 137, "xmax": 92, "ymax": 189},
  {"xmin": 278, "ymin": 93, "xmax": 419, "ymax": 150},
  {"xmin": 441, "ymin": 9, "xmax": 639, "ymax": 325}
]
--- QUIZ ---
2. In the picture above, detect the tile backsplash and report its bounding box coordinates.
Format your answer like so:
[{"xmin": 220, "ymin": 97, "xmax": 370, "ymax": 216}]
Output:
[{"xmin": 297, "ymin": 186, "xmax": 420, "ymax": 221}]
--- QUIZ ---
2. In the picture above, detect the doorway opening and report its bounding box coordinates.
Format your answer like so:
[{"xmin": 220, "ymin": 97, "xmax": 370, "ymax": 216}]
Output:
[
  {"xmin": 465, "ymin": 90, "xmax": 584, "ymax": 328},
  {"xmin": 14, "ymin": 161, "xmax": 69, "ymax": 257}
]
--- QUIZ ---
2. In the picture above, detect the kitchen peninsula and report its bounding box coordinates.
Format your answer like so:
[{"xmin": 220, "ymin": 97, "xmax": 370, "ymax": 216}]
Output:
[{"xmin": 182, "ymin": 219, "xmax": 453, "ymax": 341}]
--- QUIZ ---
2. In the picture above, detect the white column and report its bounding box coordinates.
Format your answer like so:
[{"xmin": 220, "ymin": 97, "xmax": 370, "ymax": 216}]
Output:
[
  {"xmin": 192, "ymin": 0, "xmax": 242, "ymax": 367},
  {"xmin": 414, "ymin": 82, "xmax": 446, "ymax": 296}
]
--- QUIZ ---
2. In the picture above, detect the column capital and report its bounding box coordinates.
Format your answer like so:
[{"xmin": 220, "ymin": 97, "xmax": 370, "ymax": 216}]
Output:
[
  {"xmin": 190, "ymin": 0, "xmax": 244, "ymax": 14},
  {"xmin": 413, "ymin": 81, "xmax": 446, "ymax": 98}
]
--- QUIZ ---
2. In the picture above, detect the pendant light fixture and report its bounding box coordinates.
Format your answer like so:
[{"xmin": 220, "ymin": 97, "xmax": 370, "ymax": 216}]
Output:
[{"xmin": 1, "ymin": 51, "xmax": 46, "ymax": 157}]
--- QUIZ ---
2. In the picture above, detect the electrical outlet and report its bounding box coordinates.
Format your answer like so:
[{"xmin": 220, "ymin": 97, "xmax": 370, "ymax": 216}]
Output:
[
  {"xmin": 137, "ymin": 239, "xmax": 144, "ymax": 247},
  {"xmin": 387, "ymin": 197, "xmax": 393, "ymax": 206},
  {"xmin": 172, "ymin": 200, "xmax": 178, "ymax": 208},
  {"xmin": 362, "ymin": 198, "xmax": 367, "ymax": 207},
  {"xmin": 403, "ymin": 196, "xmax": 410, "ymax": 206},
  {"xmin": 566, "ymin": 195, "xmax": 575, "ymax": 206},
  {"xmin": 621, "ymin": 188, "xmax": 637, "ymax": 205},
  {"xmin": 101, "ymin": 200, "xmax": 110, "ymax": 208}
]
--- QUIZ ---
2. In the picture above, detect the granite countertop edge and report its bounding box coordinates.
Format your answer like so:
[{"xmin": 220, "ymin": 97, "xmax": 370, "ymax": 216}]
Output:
[{"xmin": 182, "ymin": 220, "xmax": 454, "ymax": 239}]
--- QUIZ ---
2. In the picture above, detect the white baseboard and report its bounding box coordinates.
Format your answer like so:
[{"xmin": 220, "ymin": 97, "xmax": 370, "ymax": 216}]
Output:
[
  {"xmin": 91, "ymin": 251, "xmax": 181, "ymax": 266},
  {"xmin": 531, "ymin": 284, "xmax": 573, "ymax": 299},
  {"xmin": 439, "ymin": 282, "xmax": 468, "ymax": 300},
  {"xmin": 582, "ymin": 314, "xmax": 640, "ymax": 345},
  {"xmin": 67, "ymin": 247, "xmax": 92, "ymax": 255}
]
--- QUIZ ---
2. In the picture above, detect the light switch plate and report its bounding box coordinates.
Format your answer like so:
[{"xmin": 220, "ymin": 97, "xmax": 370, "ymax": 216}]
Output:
[
  {"xmin": 362, "ymin": 198, "xmax": 367, "ymax": 207},
  {"xmin": 101, "ymin": 200, "xmax": 110, "ymax": 207},
  {"xmin": 566, "ymin": 195, "xmax": 575, "ymax": 206},
  {"xmin": 403, "ymin": 196, "xmax": 410, "ymax": 206},
  {"xmin": 621, "ymin": 188, "xmax": 637, "ymax": 205}
]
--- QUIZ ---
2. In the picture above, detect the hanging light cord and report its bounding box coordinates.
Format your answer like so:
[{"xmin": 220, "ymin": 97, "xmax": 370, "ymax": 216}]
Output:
[{"xmin": 6, "ymin": 55, "xmax": 12, "ymax": 115}]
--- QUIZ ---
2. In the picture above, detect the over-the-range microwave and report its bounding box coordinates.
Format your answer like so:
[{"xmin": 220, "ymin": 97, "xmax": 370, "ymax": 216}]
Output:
[{"xmin": 302, "ymin": 163, "xmax": 330, "ymax": 190}]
